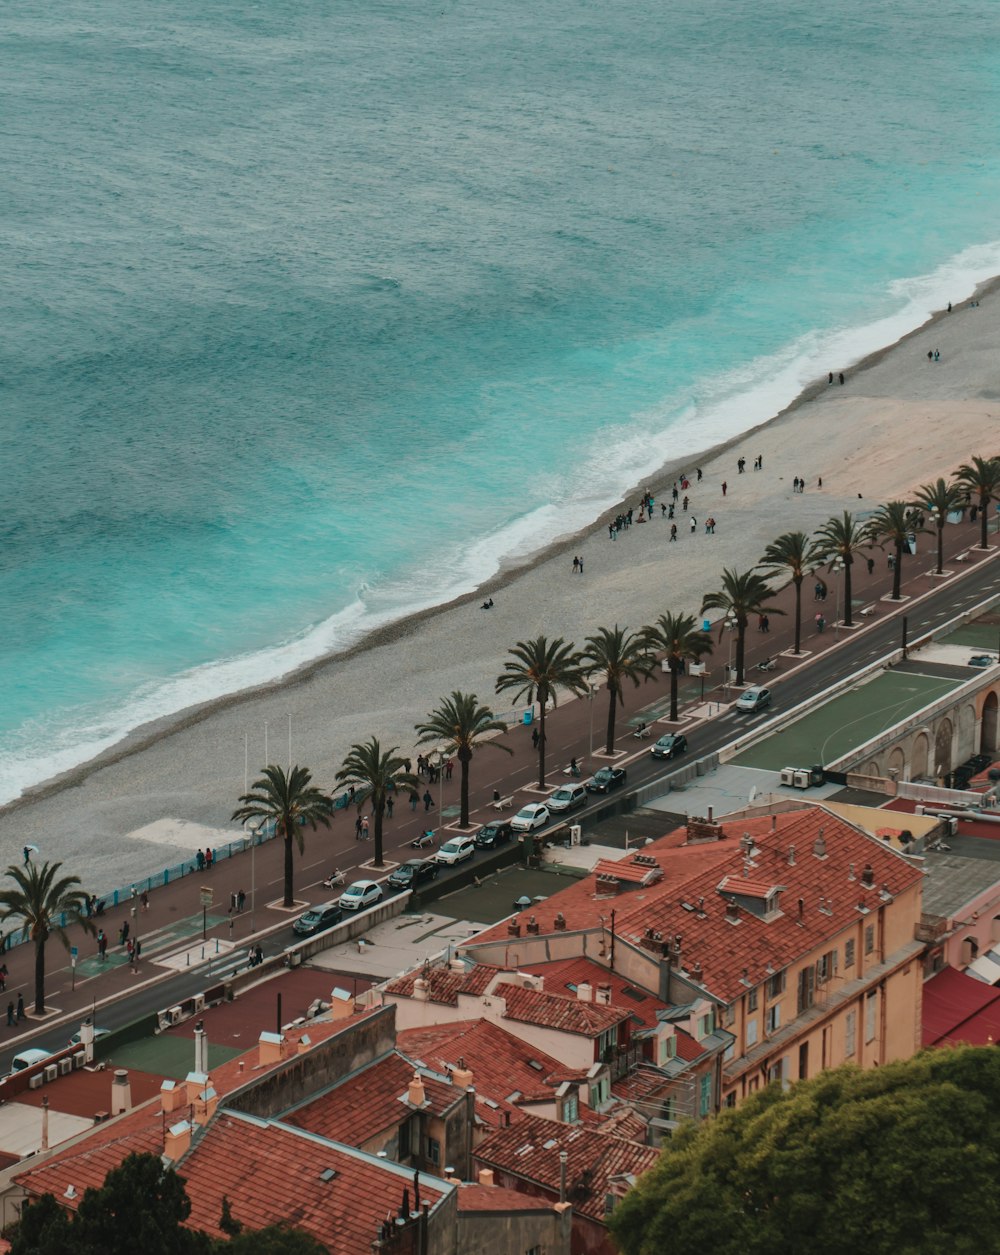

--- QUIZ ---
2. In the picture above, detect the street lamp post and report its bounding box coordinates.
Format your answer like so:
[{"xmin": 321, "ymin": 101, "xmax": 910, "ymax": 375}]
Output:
[
  {"xmin": 832, "ymin": 558, "xmax": 845, "ymax": 637},
  {"xmin": 723, "ymin": 613, "xmax": 737, "ymax": 696},
  {"xmin": 588, "ymin": 684, "xmax": 596, "ymax": 759}
]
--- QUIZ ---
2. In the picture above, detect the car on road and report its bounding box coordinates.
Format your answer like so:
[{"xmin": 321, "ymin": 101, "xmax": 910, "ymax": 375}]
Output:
[
  {"xmin": 585, "ymin": 766, "xmax": 628, "ymax": 794},
  {"xmin": 735, "ymin": 686, "xmax": 772, "ymax": 713},
  {"xmin": 474, "ymin": 820, "xmax": 513, "ymax": 849},
  {"xmin": 387, "ymin": 858, "xmax": 440, "ymax": 889},
  {"xmin": 69, "ymin": 1025, "xmax": 112, "ymax": 1047},
  {"xmin": 338, "ymin": 880, "xmax": 384, "ymax": 912},
  {"xmin": 9, "ymin": 1049, "xmax": 52, "ymax": 1074},
  {"xmin": 548, "ymin": 783, "xmax": 587, "ymax": 813},
  {"xmin": 650, "ymin": 734, "xmax": 688, "ymax": 760},
  {"xmin": 511, "ymin": 802, "xmax": 551, "ymax": 832},
  {"xmin": 293, "ymin": 901, "xmax": 344, "ymax": 935},
  {"xmin": 436, "ymin": 836, "xmax": 476, "ymax": 865}
]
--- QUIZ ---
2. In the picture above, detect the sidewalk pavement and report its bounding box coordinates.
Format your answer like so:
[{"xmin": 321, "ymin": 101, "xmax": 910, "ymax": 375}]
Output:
[{"xmin": 1, "ymin": 513, "xmax": 996, "ymax": 1048}]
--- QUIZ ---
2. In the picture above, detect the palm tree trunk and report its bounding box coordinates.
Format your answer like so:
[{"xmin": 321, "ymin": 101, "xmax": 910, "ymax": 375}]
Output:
[
  {"xmin": 892, "ymin": 539, "xmax": 903, "ymax": 599},
  {"xmin": 981, "ymin": 495, "xmax": 990, "ymax": 549},
  {"xmin": 669, "ymin": 660, "xmax": 680, "ymax": 721},
  {"xmin": 843, "ymin": 558, "xmax": 854, "ymax": 627},
  {"xmin": 283, "ymin": 832, "xmax": 294, "ymax": 908},
  {"xmin": 793, "ymin": 577, "xmax": 803, "ymax": 654},
  {"xmin": 936, "ymin": 519, "xmax": 945, "ymax": 575},
  {"xmin": 604, "ymin": 686, "xmax": 617, "ymax": 755},
  {"xmin": 537, "ymin": 697, "xmax": 547, "ymax": 789},
  {"xmin": 34, "ymin": 937, "xmax": 46, "ymax": 1015},
  {"xmin": 735, "ymin": 623, "xmax": 747, "ymax": 685},
  {"xmin": 373, "ymin": 802, "xmax": 385, "ymax": 868},
  {"xmin": 459, "ymin": 747, "xmax": 472, "ymax": 828}
]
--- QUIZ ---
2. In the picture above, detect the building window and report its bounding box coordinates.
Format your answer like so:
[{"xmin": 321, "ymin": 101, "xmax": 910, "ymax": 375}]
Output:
[
  {"xmin": 698, "ymin": 1010, "xmax": 715, "ymax": 1039},
  {"xmin": 748, "ymin": 987, "xmax": 759, "ymax": 1012},
  {"xmin": 590, "ymin": 1077, "xmax": 609, "ymax": 1108},
  {"xmin": 562, "ymin": 1092, "xmax": 579, "ymax": 1123},
  {"xmin": 699, "ymin": 1073, "xmax": 711, "ymax": 1118},
  {"xmin": 797, "ymin": 966, "xmax": 815, "ymax": 1013},
  {"xmin": 766, "ymin": 1004, "xmax": 781, "ymax": 1035},
  {"xmin": 426, "ymin": 1136, "xmax": 440, "ymax": 1165},
  {"xmin": 844, "ymin": 938, "xmax": 856, "ymax": 968},
  {"xmin": 798, "ymin": 1040, "xmax": 809, "ymax": 1079},
  {"xmin": 845, "ymin": 1010, "xmax": 857, "ymax": 1058},
  {"xmin": 767, "ymin": 970, "xmax": 786, "ymax": 999},
  {"xmin": 598, "ymin": 1027, "xmax": 619, "ymax": 1059},
  {"xmin": 864, "ymin": 924, "xmax": 875, "ymax": 955},
  {"xmin": 725, "ymin": 1091, "xmax": 737, "ymax": 1108},
  {"xmin": 816, "ymin": 950, "xmax": 837, "ymax": 984},
  {"xmin": 746, "ymin": 1018, "xmax": 758, "ymax": 1047},
  {"xmin": 724, "ymin": 1002, "xmax": 736, "ymax": 1028},
  {"xmin": 865, "ymin": 992, "xmax": 877, "ymax": 1044},
  {"xmin": 659, "ymin": 1034, "xmax": 677, "ymax": 1065},
  {"xmin": 398, "ymin": 1119, "xmax": 411, "ymax": 1159}
]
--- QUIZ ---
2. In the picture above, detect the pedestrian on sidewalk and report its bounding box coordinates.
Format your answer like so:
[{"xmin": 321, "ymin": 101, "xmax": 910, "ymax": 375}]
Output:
[
  {"xmin": 6, "ymin": 1002, "xmax": 14, "ymax": 1027},
  {"xmin": 120, "ymin": 920, "xmax": 130, "ymax": 947},
  {"xmin": 386, "ymin": 794, "xmax": 394, "ymax": 819},
  {"xmin": 205, "ymin": 848, "xmax": 214, "ymax": 871},
  {"xmin": 237, "ymin": 888, "xmax": 246, "ymax": 912},
  {"xmin": 355, "ymin": 814, "xmax": 363, "ymax": 840},
  {"xmin": 531, "ymin": 727, "xmax": 540, "ymax": 749},
  {"xmin": 141, "ymin": 890, "xmax": 149, "ymax": 912},
  {"xmin": 97, "ymin": 929, "xmax": 107, "ymax": 961},
  {"xmin": 16, "ymin": 993, "xmax": 25, "ymax": 1021},
  {"xmin": 423, "ymin": 790, "xmax": 434, "ymax": 813},
  {"xmin": 196, "ymin": 849, "xmax": 205, "ymax": 872},
  {"xmin": 445, "ymin": 759, "xmax": 454, "ymax": 780},
  {"xmin": 409, "ymin": 790, "xmax": 419, "ymax": 812},
  {"xmin": 361, "ymin": 814, "xmax": 370, "ymax": 840},
  {"xmin": 0, "ymin": 964, "xmax": 7, "ymax": 992}
]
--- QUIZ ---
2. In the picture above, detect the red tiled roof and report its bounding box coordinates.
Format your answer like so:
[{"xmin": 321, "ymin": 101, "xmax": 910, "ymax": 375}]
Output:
[
  {"xmin": 592, "ymin": 856, "xmax": 663, "ymax": 886},
  {"xmin": 286, "ymin": 1051, "xmax": 460, "ymax": 1145},
  {"xmin": 494, "ymin": 983, "xmax": 626, "ymax": 1037},
  {"xmin": 182, "ymin": 1112, "xmax": 450, "ymax": 1250},
  {"xmin": 457, "ymin": 1182, "xmax": 559, "ymax": 1213},
  {"xmin": 473, "ymin": 1113, "xmax": 658, "ymax": 1224},
  {"xmin": 594, "ymin": 1108, "xmax": 648, "ymax": 1144},
  {"xmin": 922, "ymin": 966, "xmax": 1000, "ymax": 1047},
  {"xmin": 716, "ymin": 874, "xmax": 782, "ymax": 900},
  {"xmin": 518, "ymin": 956, "xmax": 669, "ymax": 1031},
  {"xmin": 384, "ymin": 963, "xmax": 500, "ymax": 1007}
]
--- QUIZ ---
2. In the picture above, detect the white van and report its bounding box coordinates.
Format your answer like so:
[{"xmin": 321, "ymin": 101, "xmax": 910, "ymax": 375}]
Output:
[
  {"xmin": 11, "ymin": 1048, "xmax": 51, "ymax": 1073},
  {"xmin": 548, "ymin": 783, "xmax": 587, "ymax": 813}
]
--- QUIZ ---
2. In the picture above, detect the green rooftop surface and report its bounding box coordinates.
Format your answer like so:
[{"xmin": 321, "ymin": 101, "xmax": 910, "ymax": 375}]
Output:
[
  {"xmin": 732, "ymin": 669, "xmax": 963, "ymax": 771},
  {"xmin": 431, "ymin": 865, "xmax": 586, "ymax": 925},
  {"xmin": 100, "ymin": 1036, "xmax": 243, "ymax": 1080}
]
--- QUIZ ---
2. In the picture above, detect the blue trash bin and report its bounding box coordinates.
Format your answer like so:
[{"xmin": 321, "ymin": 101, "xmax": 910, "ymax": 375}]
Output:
[{"xmin": 522, "ymin": 709, "xmax": 533, "ymax": 725}]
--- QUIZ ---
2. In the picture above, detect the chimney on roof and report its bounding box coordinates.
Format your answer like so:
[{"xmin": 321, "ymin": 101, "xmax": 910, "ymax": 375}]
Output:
[
  {"xmin": 559, "ymin": 1150, "xmax": 568, "ymax": 1204},
  {"xmin": 111, "ymin": 1069, "xmax": 132, "ymax": 1115},
  {"xmin": 160, "ymin": 1079, "xmax": 185, "ymax": 1114},
  {"xmin": 526, "ymin": 916, "xmax": 540, "ymax": 935},
  {"xmin": 257, "ymin": 1031, "xmax": 283, "ymax": 1067},
  {"xmin": 163, "ymin": 1119, "xmax": 192, "ymax": 1162},
  {"xmin": 576, "ymin": 981, "xmax": 593, "ymax": 1002},
  {"xmin": 193, "ymin": 1020, "xmax": 208, "ymax": 1075},
  {"xmin": 477, "ymin": 1168, "xmax": 495, "ymax": 1188},
  {"xmin": 861, "ymin": 864, "xmax": 875, "ymax": 888},
  {"xmin": 507, "ymin": 919, "xmax": 521, "ymax": 937},
  {"xmin": 708, "ymin": 806, "xmax": 714, "ymax": 823},
  {"xmin": 725, "ymin": 901, "xmax": 740, "ymax": 924},
  {"xmin": 686, "ymin": 816, "xmax": 725, "ymax": 844},
  {"xmin": 848, "ymin": 862, "xmax": 856, "ymax": 881},
  {"xmin": 797, "ymin": 897, "xmax": 805, "ymax": 922},
  {"xmin": 192, "ymin": 1081, "xmax": 218, "ymax": 1126},
  {"xmin": 553, "ymin": 912, "xmax": 566, "ymax": 931},
  {"xmin": 788, "ymin": 845, "xmax": 796, "ymax": 866},
  {"xmin": 40, "ymin": 1096, "xmax": 49, "ymax": 1151},
  {"xmin": 408, "ymin": 1073, "xmax": 427, "ymax": 1107},
  {"xmin": 452, "ymin": 1057, "xmax": 474, "ymax": 1090},
  {"xmin": 595, "ymin": 983, "xmax": 612, "ymax": 1005},
  {"xmin": 691, "ymin": 961, "xmax": 703, "ymax": 982},
  {"xmin": 413, "ymin": 976, "xmax": 430, "ymax": 1001},
  {"xmin": 771, "ymin": 813, "xmax": 777, "ymax": 832},
  {"xmin": 813, "ymin": 831, "xmax": 827, "ymax": 859}
]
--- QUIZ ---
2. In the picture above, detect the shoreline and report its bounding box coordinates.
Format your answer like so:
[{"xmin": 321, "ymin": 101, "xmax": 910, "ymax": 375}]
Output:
[{"xmin": 5, "ymin": 272, "xmax": 1000, "ymax": 822}]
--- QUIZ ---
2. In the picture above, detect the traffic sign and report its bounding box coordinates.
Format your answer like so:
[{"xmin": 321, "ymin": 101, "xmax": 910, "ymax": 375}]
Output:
[{"xmin": 200, "ymin": 886, "xmax": 213, "ymax": 907}]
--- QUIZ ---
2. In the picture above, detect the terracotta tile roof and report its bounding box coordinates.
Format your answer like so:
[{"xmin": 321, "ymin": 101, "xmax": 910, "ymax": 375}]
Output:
[
  {"xmin": 384, "ymin": 963, "xmax": 500, "ymax": 1007},
  {"xmin": 592, "ymin": 855, "xmax": 663, "ymax": 886},
  {"xmin": 181, "ymin": 1112, "xmax": 450, "ymax": 1251},
  {"xmin": 594, "ymin": 1107, "xmax": 649, "ymax": 1144},
  {"xmin": 285, "ymin": 1051, "xmax": 460, "ymax": 1145},
  {"xmin": 396, "ymin": 1020, "xmax": 567, "ymax": 1126},
  {"xmin": 716, "ymin": 874, "xmax": 782, "ymax": 900},
  {"xmin": 494, "ymin": 983, "xmax": 626, "ymax": 1038},
  {"xmin": 611, "ymin": 808, "xmax": 924, "ymax": 1002},
  {"xmin": 473, "ymin": 1113, "xmax": 658, "ymax": 1224},
  {"xmin": 672, "ymin": 1029, "xmax": 706, "ymax": 1062},
  {"xmin": 457, "ymin": 1182, "xmax": 559, "ymax": 1213},
  {"xmin": 518, "ymin": 956, "xmax": 670, "ymax": 1030}
]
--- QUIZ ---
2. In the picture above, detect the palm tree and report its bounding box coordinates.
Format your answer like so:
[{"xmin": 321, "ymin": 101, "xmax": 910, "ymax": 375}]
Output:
[
  {"xmin": 580, "ymin": 626, "xmax": 657, "ymax": 754},
  {"xmin": 914, "ymin": 477, "xmax": 963, "ymax": 575},
  {"xmin": 496, "ymin": 636, "xmax": 589, "ymax": 788},
  {"xmin": 639, "ymin": 613, "xmax": 713, "ymax": 721},
  {"xmin": 232, "ymin": 764, "xmax": 332, "ymax": 908},
  {"xmin": 415, "ymin": 692, "xmax": 512, "ymax": 829},
  {"xmin": 954, "ymin": 456, "xmax": 1000, "ymax": 551},
  {"xmin": 701, "ymin": 569, "xmax": 783, "ymax": 686},
  {"xmin": 335, "ymin": 738, "xmax": 421, "ymax": 868},
  {"xmin": 0, "ymin": 861, "xmax": 93, "ymax": 1014},
  {"xmin": 813, "ymin": 511, "xmax": 872, "ymax": 628},
  {"xmin": 868, "ymin": 500, "xmax": 924, "ymax": 600},
  {"xmin": 759, "ymin": 531, "xmax": 824, "ymax": 655}
]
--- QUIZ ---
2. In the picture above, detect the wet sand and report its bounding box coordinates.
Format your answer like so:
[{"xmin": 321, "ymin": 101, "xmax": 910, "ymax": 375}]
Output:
[{"xmin": 3, "ymin": 281, "xmax": 999, "ymax": 892}]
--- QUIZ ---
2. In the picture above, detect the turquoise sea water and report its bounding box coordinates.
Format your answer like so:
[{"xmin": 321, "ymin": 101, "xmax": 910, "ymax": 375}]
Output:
[{"xmin": 3, "ymin": 0, "xmax": 1000, "ymax": 801}]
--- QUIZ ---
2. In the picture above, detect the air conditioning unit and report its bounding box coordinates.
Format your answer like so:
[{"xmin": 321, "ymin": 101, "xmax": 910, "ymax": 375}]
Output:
[
  {"xmin": 780, "ymin": 768, "xmax": 796, "ymax": 787},
  {"xmin": 44, "ymin": 1064, "xmax": 58, "ymax": 1083},
  {"xmin": 570, "ymin": 825, "xmax": 582, "ymax": 847},
  {"xmin": 73, "ymin": 1052, "xmax": 85, "ymax": 1069},
  {"xmin": 167, "ymin": 1005, "xmax": 183, "ymax": 1026},
  {"xmin": 192, "ymin": 994, "xmax": 206, "ymax": 1013},
  {"xmin": 793, "ymin": 770, "xmax": 811, "ymax": 790},
  {"xmin": 59, "ymin": 1057, "xmax": 73, "ymax": 1075},
  {"xmin": 29, "ymin": 1074, "xmax": 44, "ymax": 1090}
]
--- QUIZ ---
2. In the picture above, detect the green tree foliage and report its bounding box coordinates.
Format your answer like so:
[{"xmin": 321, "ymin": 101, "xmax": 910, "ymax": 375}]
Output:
[
  {"xmin": 415, "ymin": 691, "xmax": 511, "ymax": 828},
  {"xmin": 701, "ymin": 568, "xmax": 782, "ymax": 685},
  {"xmin": 495, "ymin": 636, "xmax": 589, "ymax": 787},
  {"xmin": 221, "ymin": 1225, "xmax": 331, "ymax": 1254},
  {"xmin": 609, "ymin": 1046, "xmax": 1000, "ymax": 1255},
  {"xmin": 335, "ymin": 737, "xmax": 420, "ymax": 867},
  {"xmin": 0, "ymin": 860, "xmax": 94, "ymax": 1014},
  {"xmin": 758, "ymin": 530, "xmax": 824, "ymax": 655},
  {"xmin": 914, "ymin": 477, "xmax": 963, "ymax": 575},
  {"xmin": 813, "ymin": 511, "xmax": 871, "ymax": 628},
  {"xmin": 954, "ymin": 454, "xmax": 1000, "ymax": 551},
  {"xmin": 232, "ymin": 764, "xmax": 333, "ymax": 908},
  {"xmin": 581, "ymin": 626, "xmax": 657, "ymax": 752},
  {"xmin": 8, "ymin": 1191, "xmax": 74, "ymax": 1255},
  {"xmin": 867, "ymin": 500, "xmax": 924, "ymax": 600},
  {"xmin": 639, "ymin": 614, "xmax": 712, "ymax": 721}
]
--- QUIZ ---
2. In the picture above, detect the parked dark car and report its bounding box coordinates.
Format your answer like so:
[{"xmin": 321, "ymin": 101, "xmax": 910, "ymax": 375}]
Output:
[
  {"xmin": 387, "ymin": 858, "xmax": 440, "ymax": 890},
  {"xmin": 293, "ymin": 902, "xmax": 343, "ymax": 936},
  {"xmin": 651, "ymin": 733, "xmax": 688, "ymax": 760},
  {"xmin": 475, "ymin": 820, "xmax": 513, "ymax": 849},
  {"xmin": 585, "ymin": 766, "xmax": 627, "ymax": 794}
]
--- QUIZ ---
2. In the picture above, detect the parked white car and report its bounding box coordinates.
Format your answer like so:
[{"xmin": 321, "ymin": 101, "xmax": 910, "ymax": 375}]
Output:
[
  {"xmin": 338, "ymin": 879, "xmax": 384, "ymax": 911},
  {"xmin": 436, "ymin": 837, "xmax": 476, "ymax": 865},
  {"xmin": 511, "ymin": 802, "xmax": 551, "ymax": 832}
]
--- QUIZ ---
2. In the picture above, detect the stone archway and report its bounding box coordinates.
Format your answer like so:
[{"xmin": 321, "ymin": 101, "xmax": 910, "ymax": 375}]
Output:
[
  {"xmin": 958, "ymin": 703, "xmax": 977, "ymax": 761},
  {"xmin": 934, "ymin": 718, "xmax": 954, "ymax": 781},
  {"xmin": 983, "ymin": 691, "xmax": 999, "ymax": 755},
  {"xmin": 888, "ymin": 746, "xmax": 906, "ymax": 781},
  {"xmin": 911, "ymin": 731, "xmax": 930, "ymax": 780}
]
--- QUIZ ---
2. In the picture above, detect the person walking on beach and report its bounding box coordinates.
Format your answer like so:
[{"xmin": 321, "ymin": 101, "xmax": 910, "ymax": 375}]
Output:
[
  {"xmin": 839, "ymin": 372, "xmax": 845, "ymax": 385},
  {"xmin": 690, "ymin": 516, "xmax": 697, "ymax": 534},
  {"xmin": 669, "ymin": 524, "xmax": 677, "ymax": 542},
  {"xmin": 721, "ymin": 481, "xmax": 727, "ymax": 497},
  {"xmin": 22, "ymin": 847, "xmax": 31, "ymax": 866},
  {"xmin": 828, "ymin": 371, "xmax": 834, "ymax": 384},
  {"xmin": 572, "ymin": 556, "xmax": 579, "ymax": 573},
  {"xmin": 696, "ymin": 467, "xmax": 703, "ymax": 481},
  {"xmin": 577, "ymin": 556, "xmax": 583, "ymax": 574}
]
